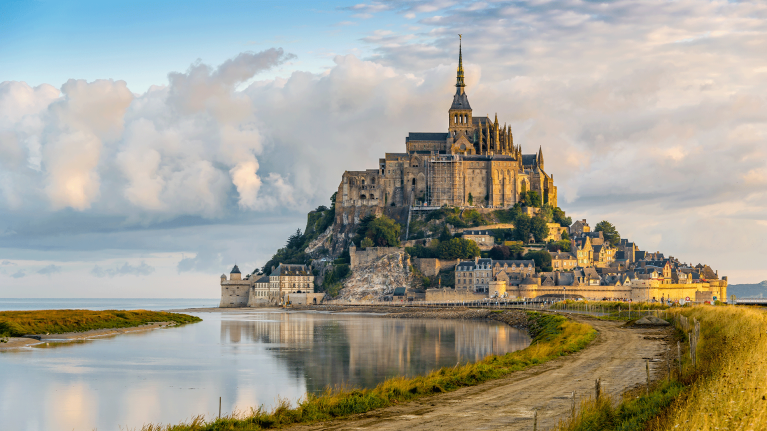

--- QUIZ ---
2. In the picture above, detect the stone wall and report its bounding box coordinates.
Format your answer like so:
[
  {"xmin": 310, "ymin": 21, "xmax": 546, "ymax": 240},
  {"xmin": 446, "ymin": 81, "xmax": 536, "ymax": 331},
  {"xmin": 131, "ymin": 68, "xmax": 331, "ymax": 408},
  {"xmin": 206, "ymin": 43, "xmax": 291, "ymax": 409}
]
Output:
[
  {"xmin": 425, "ymin": 287, "xmax": 486, "ymax": 302},
  {"xmin": 412, "ymin": 258, "xmax": 459, "ymax": 277},
  {"xmin": 220, "ymin": 280, "xmax": 250, "ymax": 307},
  {"xmin": 350, "ymin": 246, "xmax": 405, "ymax": 269}
]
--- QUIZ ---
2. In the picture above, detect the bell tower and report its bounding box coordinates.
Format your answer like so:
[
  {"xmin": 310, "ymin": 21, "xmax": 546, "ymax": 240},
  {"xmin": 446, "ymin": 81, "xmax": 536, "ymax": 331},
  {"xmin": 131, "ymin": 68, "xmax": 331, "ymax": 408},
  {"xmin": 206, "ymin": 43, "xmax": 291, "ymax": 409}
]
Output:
[{"xmin": 448, "ymin": 35, "xmax": 472, "ymax": 139}]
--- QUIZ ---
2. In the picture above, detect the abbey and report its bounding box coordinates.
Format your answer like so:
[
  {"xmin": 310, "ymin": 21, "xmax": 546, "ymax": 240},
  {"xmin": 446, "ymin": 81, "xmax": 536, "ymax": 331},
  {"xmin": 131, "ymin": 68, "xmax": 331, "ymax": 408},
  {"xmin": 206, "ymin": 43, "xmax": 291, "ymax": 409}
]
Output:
[{"xmin": 337, "ymin": 40, "xmax": 557, "ymax": 210}]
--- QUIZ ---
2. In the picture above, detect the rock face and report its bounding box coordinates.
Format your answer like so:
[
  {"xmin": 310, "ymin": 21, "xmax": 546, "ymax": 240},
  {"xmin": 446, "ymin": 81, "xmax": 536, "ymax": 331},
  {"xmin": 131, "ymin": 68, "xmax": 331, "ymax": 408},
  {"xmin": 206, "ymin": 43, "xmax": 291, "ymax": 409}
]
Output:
[{"xmin": 338, "ymin": 249, "xmax": 412, "ymax": 302}]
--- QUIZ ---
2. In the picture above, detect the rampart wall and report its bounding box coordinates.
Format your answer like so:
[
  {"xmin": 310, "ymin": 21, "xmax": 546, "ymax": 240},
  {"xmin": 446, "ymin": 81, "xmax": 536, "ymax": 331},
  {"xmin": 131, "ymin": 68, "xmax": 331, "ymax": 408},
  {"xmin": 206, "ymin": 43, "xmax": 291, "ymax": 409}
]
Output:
[{"xmin": 412, "ymin": 258, "xmax": 459, "ymax": 277}]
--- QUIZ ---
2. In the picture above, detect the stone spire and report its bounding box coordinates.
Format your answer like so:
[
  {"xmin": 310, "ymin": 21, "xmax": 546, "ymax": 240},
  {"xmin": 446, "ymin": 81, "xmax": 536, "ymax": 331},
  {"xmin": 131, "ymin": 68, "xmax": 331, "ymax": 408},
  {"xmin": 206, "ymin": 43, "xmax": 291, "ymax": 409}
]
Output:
[
  {"xmin": 538, "ymin": 146, "xmax": 544, "ymax": 171},
  {"xmin": 449, "ymin": 35, "xmax": 471, "ymax": 111},
  {"xmin": 456, "ymin": 35, "xmax": 466, "ymax": 93},
  {"xmin": 493, "ymin": 114, "xmax": 500, "ymax": 153}
]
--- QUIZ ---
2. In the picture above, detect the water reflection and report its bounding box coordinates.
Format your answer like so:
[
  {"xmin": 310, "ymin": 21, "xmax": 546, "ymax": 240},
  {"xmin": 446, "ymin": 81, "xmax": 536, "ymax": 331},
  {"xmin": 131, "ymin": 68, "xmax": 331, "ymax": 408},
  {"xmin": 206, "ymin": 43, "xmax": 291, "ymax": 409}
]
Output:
[
  {"xmin": 0, "ymin": 311, "xmax": 529, "ymax": 431},
  {"xmin": 220, "ymin": 311, "xmax": 531, "ymax": 393}
]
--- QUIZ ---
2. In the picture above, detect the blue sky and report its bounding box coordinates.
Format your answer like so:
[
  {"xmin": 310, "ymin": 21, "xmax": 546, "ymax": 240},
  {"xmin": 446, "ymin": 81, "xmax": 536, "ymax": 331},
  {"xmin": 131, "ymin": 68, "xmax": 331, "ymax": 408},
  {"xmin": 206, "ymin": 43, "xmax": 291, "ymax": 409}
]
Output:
[
  {"xmin": 1, "ymin": 0, "xmax": 766, "ymax": 297},
  {"xmin": 1, "ymin": 0, "xmax": 392, "ymax": 91}
]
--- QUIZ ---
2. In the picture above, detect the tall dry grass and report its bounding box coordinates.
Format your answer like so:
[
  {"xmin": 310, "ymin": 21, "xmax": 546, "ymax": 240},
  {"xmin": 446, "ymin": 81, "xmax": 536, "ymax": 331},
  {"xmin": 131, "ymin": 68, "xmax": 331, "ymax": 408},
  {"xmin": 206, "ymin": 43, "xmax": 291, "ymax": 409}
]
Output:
[
  {"xmin": 139, "ymin": 311, "xmax": 596, "ymax": 431},
  {"xmin": 556, "ymin": 305, "xmax": 767, "ymax": 431}
]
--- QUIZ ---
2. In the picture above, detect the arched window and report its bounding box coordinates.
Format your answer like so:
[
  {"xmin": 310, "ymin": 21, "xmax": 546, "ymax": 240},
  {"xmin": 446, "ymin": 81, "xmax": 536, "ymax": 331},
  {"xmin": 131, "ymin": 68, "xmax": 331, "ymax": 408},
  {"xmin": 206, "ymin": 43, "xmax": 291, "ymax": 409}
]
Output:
[
  {"xmin": 370, "ymin": 194, "xmax": 375, "ymax": 199},
  {"xmin": 454, "ymin": 115, "xmax": 458, "ymax": 124},
  {"xmin": 371, "ymin": 177, "xmax": 375, "ymax": 184},
  {"xmin": 360, "ymin": 194, "xmax": 367, "ymax": 199},
  {"xmin": 412, "ymin": 178, "xmax": 416, "ymax": 186},
  {"xmin": 361, "ymin": 179, "xmax": 365, "ymax": 185}
]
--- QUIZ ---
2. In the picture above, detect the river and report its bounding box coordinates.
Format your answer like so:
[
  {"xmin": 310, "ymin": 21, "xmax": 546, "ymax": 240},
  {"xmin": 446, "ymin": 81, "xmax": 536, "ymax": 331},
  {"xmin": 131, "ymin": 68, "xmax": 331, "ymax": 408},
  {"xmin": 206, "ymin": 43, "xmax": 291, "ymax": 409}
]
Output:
[{"xmin": 0, "ymin": 308, "xmax": 530, "ymax": 431}]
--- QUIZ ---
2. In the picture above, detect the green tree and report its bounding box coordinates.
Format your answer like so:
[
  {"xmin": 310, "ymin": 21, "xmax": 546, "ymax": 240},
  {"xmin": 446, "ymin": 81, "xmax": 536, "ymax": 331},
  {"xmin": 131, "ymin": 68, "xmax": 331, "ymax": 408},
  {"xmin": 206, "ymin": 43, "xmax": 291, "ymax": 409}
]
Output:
[
  {"xmin": 438, "ymin": 238, "xmax": 481, "ymax": 259},
  {"xmin": 552, "ymin": 207, "xmax": 572, "ymax": 227},
  {"xmin": 438, "ymin": 225, "xmax": 453, "ymax": 242},
  {"xmin": 595, "ymin": 220, "xmax": 621, "ymax": 247},
  {"xmin": 514, "ymin": 213, "xmax": 532, "ymax": 243},
  {"xmin": 530, "ymin": 217, "xmax": 550, "ymax": 243},
  {"xmin": 352, "ymin": 214, "xmax": 377, "ymax": 246},
  {"xmin": 547, "ymin": 239, "xmax": 571, "ymax": 253},
  {"xmin": 525, "ymin": 191, "xmax": 542, "ymax": 207},
  {"xmin": 360, "ymin": 237, "xmax": 374, "ymax": 248},
  {"xmin": 488, "ymin": 245, "xmax": 511, "ymax": 260},
  {"xmin": 467, "ymin": 193, "xmax": 473, "ymax": 205},
  {"xmin": 508, "ymin": 242, "xmax": 524, "ymax": 259},
  {"xmin": 365, "ymin": 215, "xmax": 401, "ymax": 247},
  {"xmin": 561, "ymin": 230, "xmax": 570, "ymax": 240},
  {"xmin": 538, "ymin": 204, "xmax": 554, "ymax": 223},
  {"xmin": 523, "ymin": 250, "xmax": 553, "ymax": 272}
]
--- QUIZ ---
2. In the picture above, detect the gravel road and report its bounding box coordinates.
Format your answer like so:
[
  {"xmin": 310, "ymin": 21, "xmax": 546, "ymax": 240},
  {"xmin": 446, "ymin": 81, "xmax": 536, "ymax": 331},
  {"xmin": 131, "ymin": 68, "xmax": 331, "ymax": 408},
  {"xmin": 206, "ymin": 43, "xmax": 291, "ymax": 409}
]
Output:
[{"xmin": 287, "ymin": 314, "xmax": 671, "ymax": 431}]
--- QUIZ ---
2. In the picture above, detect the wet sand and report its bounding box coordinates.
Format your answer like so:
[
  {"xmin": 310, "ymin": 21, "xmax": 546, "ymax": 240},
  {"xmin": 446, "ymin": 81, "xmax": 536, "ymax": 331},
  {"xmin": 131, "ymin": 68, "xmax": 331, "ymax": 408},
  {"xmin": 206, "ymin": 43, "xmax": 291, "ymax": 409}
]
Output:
[{"xmin": 0, "ymin": 321, "xmax": 176, "ymax": 350}]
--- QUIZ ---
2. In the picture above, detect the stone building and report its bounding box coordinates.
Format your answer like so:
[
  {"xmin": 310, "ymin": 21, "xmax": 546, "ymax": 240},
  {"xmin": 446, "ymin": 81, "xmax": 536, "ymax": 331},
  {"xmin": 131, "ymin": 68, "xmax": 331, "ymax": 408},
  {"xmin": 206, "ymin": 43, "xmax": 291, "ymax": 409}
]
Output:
[
  {"xmin": 455, "ymin": 257, "xmax": 535, "ymax": 293},
  {"xmin": 335, "ymin": 38, "xmax": 557, "ymax": 216},
  {"xmin": 219, "ymin": 263, "xmax": 324, "ymax": 308}
]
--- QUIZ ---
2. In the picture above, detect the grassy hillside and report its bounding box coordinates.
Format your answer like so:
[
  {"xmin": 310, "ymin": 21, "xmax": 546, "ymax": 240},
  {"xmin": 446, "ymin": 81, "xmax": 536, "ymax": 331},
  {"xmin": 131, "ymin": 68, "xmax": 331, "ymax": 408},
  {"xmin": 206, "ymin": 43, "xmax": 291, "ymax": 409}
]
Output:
[{"xmin": 0, "ymin": 309, "xmax": 201, "ymax": 337}]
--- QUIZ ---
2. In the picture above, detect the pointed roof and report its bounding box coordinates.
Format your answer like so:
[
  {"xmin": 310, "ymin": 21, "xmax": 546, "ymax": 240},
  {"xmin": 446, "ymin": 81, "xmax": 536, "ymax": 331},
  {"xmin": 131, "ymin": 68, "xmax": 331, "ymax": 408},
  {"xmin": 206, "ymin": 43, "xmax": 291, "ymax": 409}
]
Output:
[
  {"xmin": 230, "ymin": 264, "xmax": 241, "ymax": 274},
  {"xmin": 450, "ymin": 35, "xmax": 471, "ymax": 110}
]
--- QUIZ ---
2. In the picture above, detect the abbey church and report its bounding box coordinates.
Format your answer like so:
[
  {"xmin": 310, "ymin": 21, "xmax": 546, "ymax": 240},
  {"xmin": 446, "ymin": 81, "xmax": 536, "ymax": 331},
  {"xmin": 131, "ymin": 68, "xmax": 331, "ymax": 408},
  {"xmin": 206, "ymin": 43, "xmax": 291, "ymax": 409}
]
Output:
[{"xmin": 337, "ymin": 39, "xmax": 557, "ymax": 211}]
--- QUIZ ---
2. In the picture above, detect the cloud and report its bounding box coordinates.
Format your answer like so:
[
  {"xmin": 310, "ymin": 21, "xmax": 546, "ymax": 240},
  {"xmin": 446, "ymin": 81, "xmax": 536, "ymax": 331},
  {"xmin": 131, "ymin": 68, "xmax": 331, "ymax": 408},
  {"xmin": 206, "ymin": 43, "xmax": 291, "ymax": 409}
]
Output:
[
  {"xmin": 1, "ymin": 260, "xmax": 15, "ymax": 266},
  {"xmin": 11, "ymin": 270, "xmax": 25, "ymax": 278},
  {"xmin": 37, "ymin": 264, "xmax": 61, "ymax": 275},
  {"xmin": 91, "ymin": 261, "xmax": 155, "ymax": 278},
  {"xmin": 1, "ymin": 2, "xmax": 767, "ymax": 284}
]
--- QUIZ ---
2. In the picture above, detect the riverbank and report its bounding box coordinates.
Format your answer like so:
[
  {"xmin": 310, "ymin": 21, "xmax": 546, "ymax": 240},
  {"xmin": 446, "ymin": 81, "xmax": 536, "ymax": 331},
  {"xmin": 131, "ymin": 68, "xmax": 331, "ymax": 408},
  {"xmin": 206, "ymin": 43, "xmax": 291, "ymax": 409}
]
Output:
[
  {"xmin": 0, "ymin": 309, "xmax": 202, "ymax": 350},
  {"xmin": 0, "ymin": 321, "xmax": 179, "ymax": 350}
]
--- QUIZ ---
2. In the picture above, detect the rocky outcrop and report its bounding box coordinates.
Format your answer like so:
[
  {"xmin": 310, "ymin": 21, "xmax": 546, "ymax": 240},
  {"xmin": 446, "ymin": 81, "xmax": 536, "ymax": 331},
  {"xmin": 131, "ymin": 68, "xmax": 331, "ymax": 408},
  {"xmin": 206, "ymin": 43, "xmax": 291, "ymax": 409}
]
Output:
[{"xmin": 338, "ymin": 248, "xmax": 412, "ymax": 302}]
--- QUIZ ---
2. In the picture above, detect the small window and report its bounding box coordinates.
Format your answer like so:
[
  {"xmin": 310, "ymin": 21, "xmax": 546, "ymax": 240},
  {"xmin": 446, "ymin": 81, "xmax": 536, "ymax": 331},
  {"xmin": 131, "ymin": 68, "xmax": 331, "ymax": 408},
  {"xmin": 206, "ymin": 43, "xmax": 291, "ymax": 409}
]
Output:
[{"xmin": 412, "ymin": 178, "xmax": 416, "ymax": 186}]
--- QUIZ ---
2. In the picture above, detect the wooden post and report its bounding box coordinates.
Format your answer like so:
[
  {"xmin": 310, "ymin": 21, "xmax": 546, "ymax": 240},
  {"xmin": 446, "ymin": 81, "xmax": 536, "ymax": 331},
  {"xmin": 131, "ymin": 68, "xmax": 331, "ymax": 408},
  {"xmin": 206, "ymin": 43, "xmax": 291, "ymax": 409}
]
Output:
[
  {"xmin": 595, "ymin": 378, "xmax": 601, "ymax": 400},
  {"xmin": 533, "ymin": 409, "xmax": 538, "ymax": 431},
  {"xmin": 571, "ymin": 391, "xmax": 576, "ymax": 419},
  {"xmin": 219, "ymin": 396, "xmax": 221, "ymax": 420},
  {"xmin": 646, "ymin": 359, "xmax": 650, "ymax": 395}
]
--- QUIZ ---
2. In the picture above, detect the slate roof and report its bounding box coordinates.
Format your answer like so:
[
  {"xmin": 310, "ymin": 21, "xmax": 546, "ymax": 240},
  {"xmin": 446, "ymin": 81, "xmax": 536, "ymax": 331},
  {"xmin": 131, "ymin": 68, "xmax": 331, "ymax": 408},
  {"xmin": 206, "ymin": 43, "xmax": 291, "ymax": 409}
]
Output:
[
  {"xmin": 450, "ymin": 91, "xmax": 472, "ymax": 110},
  {"xmin": 472, "ymin": 116, "xmax": 489, "ymax": 124},
  {"xmin": 230, "ymin": 264, "xmax": 241, "ymax": 274},
  {"xmin": 463, "ymin": 230, "xmax": 493, "ymax": 236},
  {"xmin": 551, "ymin": 253, "xmax": 575, "ymax": 260},
  {"xmin": 253, "ymin": 275, "xmax": 270, "ymax": 284},
  {"xmin": 270, "ymin": 263, "xmax": 311, "ymax": 277},
  {"xmin": 494, "ymin": 260, "xmax": 535, "ymax": 267},
  {"xmin": 407, "ymin": 132, "xmax": 449, "ymax": 142},
  {"xmin": 521, "ymin": 154, "xmax": 538, "ymax": 166},
  {"xmin": 456, "ymin": 261, "xmax": 476, "ymax": 270},
  {"xmin": 393, "ymin": 287, "xmax": 407, "ymax": 296}
]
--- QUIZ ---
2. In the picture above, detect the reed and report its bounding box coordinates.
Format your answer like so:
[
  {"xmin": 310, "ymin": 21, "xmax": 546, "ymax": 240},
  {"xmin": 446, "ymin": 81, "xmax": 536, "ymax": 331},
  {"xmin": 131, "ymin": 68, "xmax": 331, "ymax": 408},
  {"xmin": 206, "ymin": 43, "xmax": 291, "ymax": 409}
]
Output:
[
  {"xmin": 139, "ymin": 311, "xmax": 596, "ymax": 431},
  {"xmin": 0, "ymin": 309, "xmax": 201, "ymax": 336},
  {"xmin": 555, "ymin": 305, "xmax": 767, "ymax": 431}
]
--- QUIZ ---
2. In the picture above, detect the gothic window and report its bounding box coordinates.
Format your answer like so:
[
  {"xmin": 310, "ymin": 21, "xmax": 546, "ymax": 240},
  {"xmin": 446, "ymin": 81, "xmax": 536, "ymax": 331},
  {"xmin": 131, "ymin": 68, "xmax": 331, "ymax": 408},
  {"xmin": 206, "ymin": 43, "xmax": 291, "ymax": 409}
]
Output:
[{"xmin": 360, "ymin": 194, "xmax": 367, "ymax": 199}]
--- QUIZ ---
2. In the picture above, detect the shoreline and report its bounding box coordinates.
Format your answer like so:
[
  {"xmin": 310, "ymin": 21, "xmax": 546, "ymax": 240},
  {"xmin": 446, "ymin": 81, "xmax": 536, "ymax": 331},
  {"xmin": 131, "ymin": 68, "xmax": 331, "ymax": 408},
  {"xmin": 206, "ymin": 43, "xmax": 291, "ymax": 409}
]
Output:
[
  {"xmin": 169, "ymin": 305, "xmax": 532, "ymax": 329},
  {"xmin": 0, "ymin": 321, "xmax": 177, "ymax": 350}
]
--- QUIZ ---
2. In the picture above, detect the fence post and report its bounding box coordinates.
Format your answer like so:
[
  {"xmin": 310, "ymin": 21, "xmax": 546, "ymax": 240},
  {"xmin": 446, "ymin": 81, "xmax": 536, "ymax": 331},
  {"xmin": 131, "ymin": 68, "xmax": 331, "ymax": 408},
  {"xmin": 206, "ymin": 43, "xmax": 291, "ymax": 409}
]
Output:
[
  {"xmin": 595, "ymin": 378, "xmax": 601, "ymax": 400},
  {"xmin": 646, "ymin": 359, "xmax": 650, "ymax": 395},
  {"xmin": 571, "ymin": 391, "xmax": 576, "ymax": 419},
  {"xmin": 533, "ymin": 409, "xmax": 538, "ymax": 431}
]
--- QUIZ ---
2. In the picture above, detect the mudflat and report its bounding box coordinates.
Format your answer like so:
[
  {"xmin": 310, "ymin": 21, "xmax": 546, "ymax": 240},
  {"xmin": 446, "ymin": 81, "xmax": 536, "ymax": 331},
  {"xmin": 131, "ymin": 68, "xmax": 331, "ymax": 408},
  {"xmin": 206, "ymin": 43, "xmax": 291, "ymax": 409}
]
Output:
[
  {"xmin": 286, "ymin": 314, "xmax": 671, "ymax": 431},
  {"xmin": 0, "ymin": 321, "xmax": 176, "ymax": 350}
]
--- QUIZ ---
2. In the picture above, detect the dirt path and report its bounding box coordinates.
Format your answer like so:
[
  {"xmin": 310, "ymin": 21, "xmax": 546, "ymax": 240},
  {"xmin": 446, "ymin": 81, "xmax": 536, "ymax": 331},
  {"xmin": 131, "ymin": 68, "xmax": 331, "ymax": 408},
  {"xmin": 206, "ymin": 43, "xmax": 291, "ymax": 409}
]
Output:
[{"xmin": 288, "ymin": 315, "xmax": 671, "ymax": 431}]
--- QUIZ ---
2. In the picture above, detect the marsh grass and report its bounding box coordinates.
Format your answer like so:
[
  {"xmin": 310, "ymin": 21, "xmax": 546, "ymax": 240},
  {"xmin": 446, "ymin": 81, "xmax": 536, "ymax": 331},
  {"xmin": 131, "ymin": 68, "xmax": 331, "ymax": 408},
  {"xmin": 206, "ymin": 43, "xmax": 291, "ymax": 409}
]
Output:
[
  {"xmin": 138, "ymin": 311, "xmax": 596, "ymax": 431},
  {"xmin": 556, "ymin": 305, "xmax": 767, "ymax": 431},
  {"xmin": 0, "ymin": 309, "xmax": 201, "ymax": 336}
]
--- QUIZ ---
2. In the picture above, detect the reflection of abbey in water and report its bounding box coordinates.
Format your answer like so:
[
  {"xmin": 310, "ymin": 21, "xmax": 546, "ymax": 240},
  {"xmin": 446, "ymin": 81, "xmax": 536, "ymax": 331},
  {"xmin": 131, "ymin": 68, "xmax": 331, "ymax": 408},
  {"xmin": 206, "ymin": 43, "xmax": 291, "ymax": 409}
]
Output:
[{"xmin": 220, "ymin": 313, "xmax": 530, "ymax": 393}]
